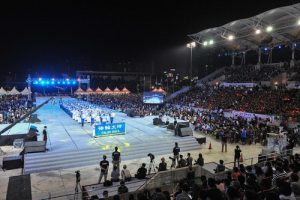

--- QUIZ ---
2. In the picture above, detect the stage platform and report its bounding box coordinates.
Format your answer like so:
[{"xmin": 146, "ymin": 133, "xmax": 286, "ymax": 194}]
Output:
[{"xmin": 20, "ymin": 97, "xmax": 201, "ymax": 174}]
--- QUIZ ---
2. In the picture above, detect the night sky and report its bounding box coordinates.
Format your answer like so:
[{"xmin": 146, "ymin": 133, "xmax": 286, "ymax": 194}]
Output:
[{"xmin": 0, "ymin": 0, "xmax": 297, "ymax": 80}]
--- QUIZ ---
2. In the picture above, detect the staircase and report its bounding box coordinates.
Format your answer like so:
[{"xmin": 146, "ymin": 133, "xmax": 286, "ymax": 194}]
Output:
[{"xmin": 23, "ymin": 136, "xmax": 200, "ymax": 174}]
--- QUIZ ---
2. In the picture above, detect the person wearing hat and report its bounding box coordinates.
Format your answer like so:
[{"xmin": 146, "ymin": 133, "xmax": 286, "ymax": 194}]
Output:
[{"xmin": 158, "ymin": 157, "xmax": 167, "ymax": 171}]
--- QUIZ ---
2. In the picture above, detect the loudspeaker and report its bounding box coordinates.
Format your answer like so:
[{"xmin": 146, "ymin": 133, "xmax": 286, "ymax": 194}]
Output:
[
  {"xmin": 24, "ymin": 141, "xmax": 46, "ymax": 153},
  {"xmin": 153, "ymin": 118, "xmax": 162, "ymax": 125},
  {"xmin": 178, "ymin": 122, "xmax": 189, "ymax": 128},
  {"xmin": 179, "ymin": 127, "xmax": 193, "ymax": 137},
  {"xmin": 167, "ymin": 123, "xmax": 175, "ymax": 130},
  {"xmin": 2, "ymin": 156, "xmax": 23, "ymax": 170}
]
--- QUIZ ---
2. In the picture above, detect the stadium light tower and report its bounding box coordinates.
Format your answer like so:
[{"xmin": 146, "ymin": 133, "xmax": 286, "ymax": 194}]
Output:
[{"xmin": 187, "ymin": 42, "xmax": 196, "ymax": 77}]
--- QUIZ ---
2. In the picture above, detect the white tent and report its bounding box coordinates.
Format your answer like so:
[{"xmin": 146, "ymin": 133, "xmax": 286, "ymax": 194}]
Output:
[
  {"xmin": 20, "ymin": 87, "xmax": 31, "ymax": 95},
  {"xmin": 8, "ymin": 87, "xmax": 20, "ymax": 95},
  {"xmin": 0, "ymin": 87, "xmax": 7, "ymax": 95}
]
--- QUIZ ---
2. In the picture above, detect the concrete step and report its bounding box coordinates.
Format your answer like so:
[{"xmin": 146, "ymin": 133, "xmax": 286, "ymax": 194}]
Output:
[
  {"xmin": 26, "ymin": 144, "xmax": 200, "ymax": 167},
  {"xmin": 23, "ymin": 145, "xmax": 200, "ymax": 174},
  {"xmin": 24, "ymin": 136, "xmax": 201, "ymax": 174},
  {"xmin": 24, "ymin": 137, "xmax": 197, "ymax": 162}
]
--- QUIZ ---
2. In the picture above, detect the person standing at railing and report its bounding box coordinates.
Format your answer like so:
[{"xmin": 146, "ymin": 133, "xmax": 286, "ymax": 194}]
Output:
[{"xmin": 234, "ymin": 145, "xmax": 241, "ymax": 168}]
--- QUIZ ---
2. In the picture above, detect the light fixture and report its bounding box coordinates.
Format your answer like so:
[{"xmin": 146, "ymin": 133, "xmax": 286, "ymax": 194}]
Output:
[
  {"xmin": 203, "ymin": 41, "xmax": 208, "ymax": 46},
  {"xmin": 187, "ymin": 42, "xmax": 196, "ymax": 48},
  {"xmin": 298, "ymin": 19, "xmax": 300, "ymax": 25},
  {"xmin": 209, "ymin": 40, "xmax": 214, "ymax": 45},
  {"xmin": 228, "ymin": 35, "xmax": 234, "ymax": 40},
  {"xmin": 266, "ymin": 26, "xmax": 273, "ymax": 32},
  {"xmin": 255, "ymin": 29, "xmax": 261, "ymax": 34}
]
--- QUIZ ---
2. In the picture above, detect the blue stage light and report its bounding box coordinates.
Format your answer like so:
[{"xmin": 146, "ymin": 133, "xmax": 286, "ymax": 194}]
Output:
[
  {"xmin": 72, "ymin": 81, "xmax": 76, "ymax": 84},
  {"xmin": 67, "ymin": 82, "xmax": 70, "ymax": 85},
  {"xmin": 41, "ymin": 81, "xmax": 45, "ymax": 85},
  {"xmin": 51, "ymin": 81, "xmax": 55, "ymax": 85},
  {"xmin": 46, "ymin": 81, "xmax": 50, "ymax": 85},
  {"xmin": 62, "ymin": 81, "xmax": 66, "ymax": 84},
  {"xmin": 51, "ymin": 78, "xmax": 55, "ymax": 81},
  {"xmin": 33, "ymin": 81, "xmax": 38, "ymax": 84},
  {"xmin": 57, "ymin": 81, "xmax": 61, "ymax": 84},
  {"xmin": 278, "ymin": 45, "xmax": 281, "ymax": 49},
  {"xmin": 38, "ymin": 78, "xmax": 42, "ymax": 81}
]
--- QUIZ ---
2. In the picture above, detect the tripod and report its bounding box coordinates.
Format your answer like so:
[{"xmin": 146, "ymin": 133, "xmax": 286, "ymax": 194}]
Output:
[{"xmin": 148, "ymin": 159, "xmax": 156, "ymax": 175}]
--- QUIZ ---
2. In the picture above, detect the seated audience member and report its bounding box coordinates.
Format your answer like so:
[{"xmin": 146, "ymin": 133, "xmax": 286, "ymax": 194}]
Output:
[
  {"xmin": 117, "ymin": 181, "xmax": 128, "ymax": 195},
  {"xmin": 158, "ymin": 157, "xmax": 167, "ymax": 171},
  {"xmin": 202, "ymin": 178, "xmax": 223, "ymax": 200},
  {"xmin": 214, "ymin": 160, "xmax": 225, "ymax": 173},
  {"xmin": 231, "ymin": 167, "xmax": 241, "ymax": 181},
  {"xmin": 135, "ymin": 163, "xmax": 147, "ymax": 179},
  {"xmin": 121, "ymin": 165, "xmax": 131, "ymax": 182},
  {"xmin": 176, "ymin": 183, "xmax": 191, "ymax": 200},
  {"xmin": 151, "ymin": 188, "xmax": 167, "ymax": 200},
  {"xmin": 178, "ymin": 155, "xmax": 187, "ymax": 168},
  {"xmin": 111, "ymin": 165, "xmax": 120, "ymax": 182},
  {"xmin": 186, "ymin": 153, "xmax": 193, "ymax": 166},
  {"xmin": 195, "ymin": 153, "xmax": 204, "ymax": 166},
  {"xmin": 290, "ymin": 173, "xmax": 300, "ymax": 196},
  {"xmin": 99, "ymin": 190, "xmax": 109, "ymax": 200}
]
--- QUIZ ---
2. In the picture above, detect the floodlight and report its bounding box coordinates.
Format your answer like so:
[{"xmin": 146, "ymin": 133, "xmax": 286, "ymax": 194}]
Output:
[
  {"xmin": 33, "ymin": 81, "xmax": 38, "ymax": 84},
  {"xmin": 228, "ymin": 35, "xmax": 234, "ymax": 40},
  {"xmin": 51, "ymin": 78, "xmax": 55, "ymax": 81},
  {"xmin": 51, "ymin": 81, "xmax": 55, "ymax": 84},
  {"xmin": 186, "ymin": 44, "xmax": 190, "ymax": 48},
  {"xmin": 46, "ymin": 81, "xmax": 50, "ymax": 85},
  {"xmin": 255, "ymin": 29, "xmax": 261, "ymax": 34},
  {"xmin": 191, "ymin": 42, "xmax": 196, "ymax": 47},
  {"xmin": 209, "ymin": 40, "xmax": 214, "ymax": 45},
  {"xmin": 298, "ymin": 19, "xmax": 300, "ymax": 25},
  {"xmin": 38, "ymin": 78, "xmax": 42, "ymax": 81},
  {"xmin": 62, "ymin": 81, "xmax": 66, "ymax": 84},
  {"xmin": 203, "ymin": 41, "xmax": 208, "ymax": 46},
  {"xmin": 72, "ymin": 81, "xmax": 76, "ymax": 84},
  {"xmin": 41, "ymin": 81, "xmax": 45, "ymax": 85},
  {"xmin": 266, "ymin": 26, "xmax": 273, "ymax": 32},
  {"xmin": 57, "ymin": 82, "xmax": 61, "ymax": 84},
  {"xmin": 264, "ymin": 47, "xmax": 268, "ymax": 51}
]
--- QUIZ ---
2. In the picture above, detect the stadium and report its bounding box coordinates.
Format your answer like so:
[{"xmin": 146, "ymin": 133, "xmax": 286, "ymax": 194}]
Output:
[{"xmin": 1, "ymin": 2, "xmax": 300, "ymax": 200}]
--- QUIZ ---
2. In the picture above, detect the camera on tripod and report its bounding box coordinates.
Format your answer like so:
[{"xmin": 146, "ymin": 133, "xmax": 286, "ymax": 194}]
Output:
[
  {"xmin": 75, "ymin": 170, "xmax": 80, "ymax": 183},
  {"xmin": 169, "ymin": 156, "xmax": 175, "ymax": 161},
  {"xmin": 148, "ymin": 153, "xmax": 155, "ymax": 162}
]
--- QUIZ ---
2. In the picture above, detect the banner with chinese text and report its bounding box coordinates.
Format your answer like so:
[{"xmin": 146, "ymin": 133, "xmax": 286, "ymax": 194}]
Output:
[{"xmin": 94, "ymin": 122, "xmax": 126, "ymax": 137}]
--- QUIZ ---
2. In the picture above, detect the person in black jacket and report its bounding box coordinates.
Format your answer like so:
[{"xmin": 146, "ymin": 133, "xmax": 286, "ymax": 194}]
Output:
[
  {"xmin": 234, "ymin": 145, "xmax": 242, "ymax": 167},
  {"xmin": 173, "ymin": 142, "xmax": 180, "ymax": 167},
  {"xmin": 158, "ymin": 157, "xmax": 167, "ymax": 171},
  {"xmin": 135, "ymin": 163, "xmax": 147, "ymax": 179},
  {"xmin": 195, "ymin": 153, "xmax": 204, "ymax": 166}
]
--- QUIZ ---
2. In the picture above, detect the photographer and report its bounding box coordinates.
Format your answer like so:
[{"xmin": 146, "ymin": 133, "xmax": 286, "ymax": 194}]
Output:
[{"xmin": 158, "ymin": 157, "xmax": 167, "ymax": 172}]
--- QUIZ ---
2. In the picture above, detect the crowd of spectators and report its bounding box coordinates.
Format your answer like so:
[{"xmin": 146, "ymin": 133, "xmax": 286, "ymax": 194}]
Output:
[
  {"xmin": 170, "ymin": 86, "xmax": 300, "ymax": 121},
  {"xmin": 224, "ymin": 65, "xmax": 284, "ymax": 83},
  {"xmin": 0, "ymin": 95, "xmax": 30, "ymax": 124}
]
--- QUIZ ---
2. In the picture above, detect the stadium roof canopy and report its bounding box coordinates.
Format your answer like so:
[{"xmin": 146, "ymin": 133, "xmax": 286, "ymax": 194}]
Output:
[{"xmin": 188, "ymin": 3, "xmax": 300, "ymax": 52}]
